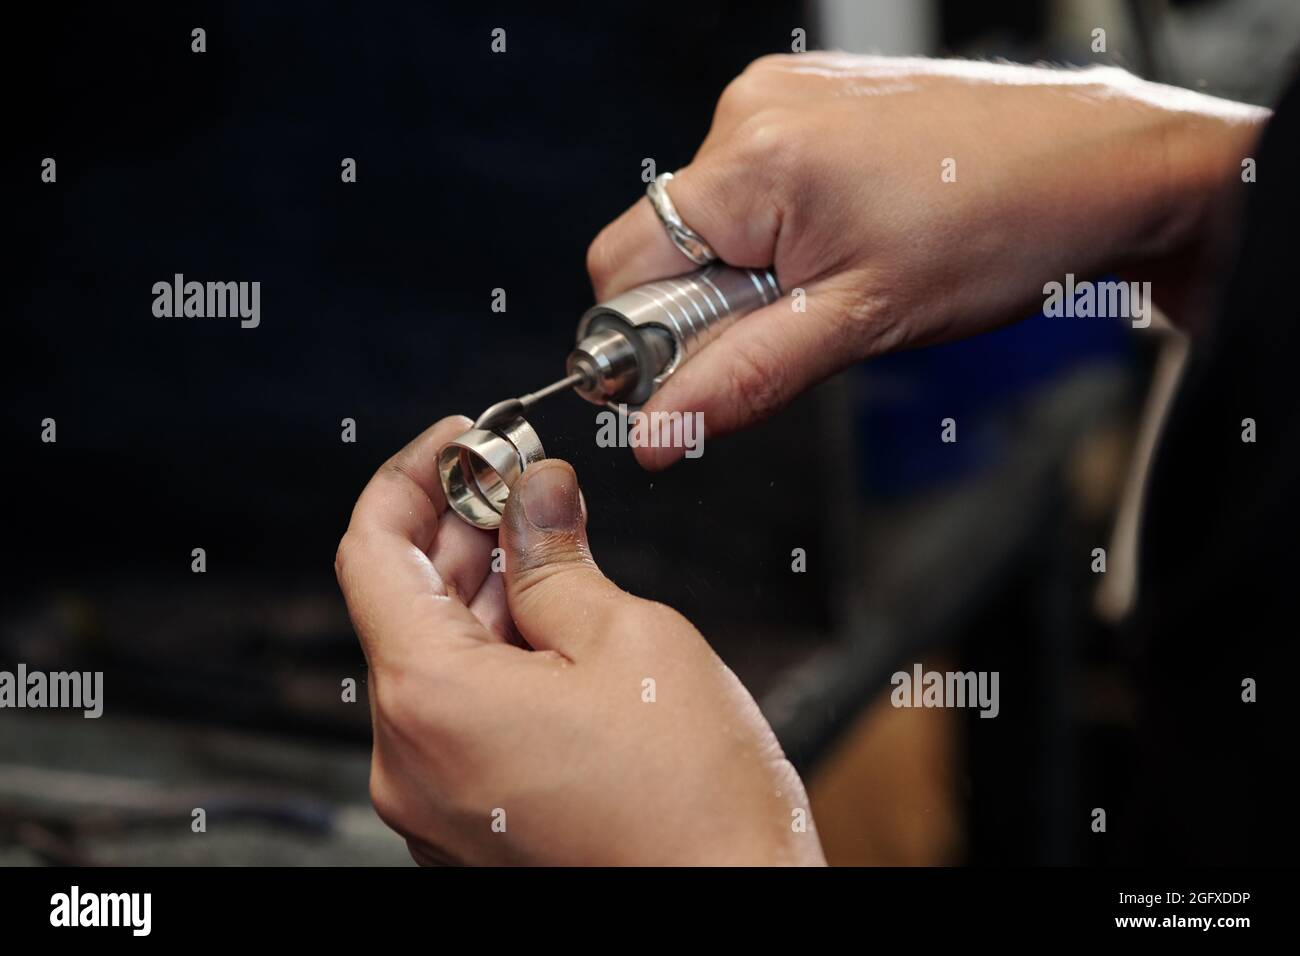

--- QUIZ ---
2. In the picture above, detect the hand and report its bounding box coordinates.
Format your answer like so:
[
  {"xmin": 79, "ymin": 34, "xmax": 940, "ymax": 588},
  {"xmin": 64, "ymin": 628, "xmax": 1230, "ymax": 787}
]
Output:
[
  {"xmin": 588, "ymin": 54, "xmax": 1268, "ymax": 468},
  {"xmin": 334, "ymin": 416, "xmax": 825, "ymax": 865}
]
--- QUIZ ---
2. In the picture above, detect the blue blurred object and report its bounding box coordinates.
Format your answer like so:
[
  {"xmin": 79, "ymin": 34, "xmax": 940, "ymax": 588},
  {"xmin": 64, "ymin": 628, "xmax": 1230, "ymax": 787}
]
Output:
[{"xmin": 852, "ymin": 297, "xmax": 1134, "ymax": 498}]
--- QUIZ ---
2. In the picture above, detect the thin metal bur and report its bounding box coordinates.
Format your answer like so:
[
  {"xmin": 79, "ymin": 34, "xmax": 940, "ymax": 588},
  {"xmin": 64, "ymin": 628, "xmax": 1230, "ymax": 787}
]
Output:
[
  {"xmin": 519, "ymin": 371, "xmax": 586, "ymax": 408},
  {"xmin": 473, "ymin": 371, "xmax": 588, "ymax": 431}
]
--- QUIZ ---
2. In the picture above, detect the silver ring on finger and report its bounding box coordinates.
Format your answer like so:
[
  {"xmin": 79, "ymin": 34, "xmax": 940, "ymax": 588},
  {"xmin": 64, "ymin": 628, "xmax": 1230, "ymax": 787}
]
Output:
[{"xmin": 645, "ymin": 171, "xmax": 717, "ymax": 266}]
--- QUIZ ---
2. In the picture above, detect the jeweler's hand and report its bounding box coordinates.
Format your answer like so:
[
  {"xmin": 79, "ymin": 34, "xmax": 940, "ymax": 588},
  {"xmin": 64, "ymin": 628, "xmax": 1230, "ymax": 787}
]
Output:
[
  {"xmin": 587, "ymin": 53, "xmax": 1268, "ymax": 468},
  {"xmin": 334, "ymin": 416, "xmax": 824, "ymax": 866}
]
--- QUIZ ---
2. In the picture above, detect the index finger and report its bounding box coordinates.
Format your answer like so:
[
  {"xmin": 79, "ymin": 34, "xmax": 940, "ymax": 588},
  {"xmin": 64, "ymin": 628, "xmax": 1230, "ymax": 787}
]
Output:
[
  {"xmin": 585, "ymin": 156, "xmax": 781, "ymax": 302},
  {"xmin": 335, "ymin": 415, "xmax": 491, "ymax": 665},
  {"xmin": 347, "ymin": 415, "xmax": 471, "ymax": 550}
]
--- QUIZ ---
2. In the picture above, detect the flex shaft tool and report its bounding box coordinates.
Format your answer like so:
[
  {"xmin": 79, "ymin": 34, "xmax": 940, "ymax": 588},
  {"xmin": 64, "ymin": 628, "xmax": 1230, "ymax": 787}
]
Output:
[{"xmin": 438, "ymin": 264, "xmax": 780, "ymax": 528}]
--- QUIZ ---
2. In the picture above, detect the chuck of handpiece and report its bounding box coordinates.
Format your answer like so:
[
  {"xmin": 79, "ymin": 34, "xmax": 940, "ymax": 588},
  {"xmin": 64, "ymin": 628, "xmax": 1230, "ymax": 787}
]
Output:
[{"xmin": 564, "ymin": 323, "xmax": 675, "ymax": 407}]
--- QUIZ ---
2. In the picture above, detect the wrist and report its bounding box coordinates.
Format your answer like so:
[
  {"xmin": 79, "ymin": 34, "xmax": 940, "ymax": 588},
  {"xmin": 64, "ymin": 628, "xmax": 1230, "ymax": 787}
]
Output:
[
  {"xmin": 1133, "ymin": 91, "xmax": 1269, "ymax": 264},
  {"xmin": 1124, "ymin": 102, "xmax": 1268, "ymax": 328}
]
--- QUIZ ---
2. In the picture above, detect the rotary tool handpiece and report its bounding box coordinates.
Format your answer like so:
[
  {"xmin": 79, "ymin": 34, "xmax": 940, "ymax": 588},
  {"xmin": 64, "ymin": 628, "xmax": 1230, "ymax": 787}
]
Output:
[{"xmin": 566, "ymin": 265, "xmax": 781, "ymax": 408}]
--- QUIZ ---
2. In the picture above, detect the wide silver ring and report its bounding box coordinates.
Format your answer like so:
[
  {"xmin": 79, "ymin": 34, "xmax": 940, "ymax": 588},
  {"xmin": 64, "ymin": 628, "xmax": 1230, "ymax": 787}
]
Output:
[
  {"xmin": 438, "ymin": 415, "xmax": 546, "ymax": 529},
  {"xmin": 646, "ymin": 172, "xmax": 717, "ymax": 265}
]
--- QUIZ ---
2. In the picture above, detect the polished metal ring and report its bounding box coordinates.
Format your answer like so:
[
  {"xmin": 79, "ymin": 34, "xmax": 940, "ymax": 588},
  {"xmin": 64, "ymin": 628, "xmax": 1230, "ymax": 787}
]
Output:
[
  {"xmin": 646, "ymin": 171, "xmax": 717, "ymax": 265},
  {"xmin": 437, "ymin": 415, "xmax": 546, "ymax": 529}
]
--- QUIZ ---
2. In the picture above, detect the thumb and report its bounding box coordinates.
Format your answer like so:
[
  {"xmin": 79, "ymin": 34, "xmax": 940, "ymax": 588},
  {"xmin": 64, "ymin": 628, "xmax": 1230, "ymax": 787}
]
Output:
[{"xmin": 500, "ymin": 459, "xmax": 627, "ymax": 659}]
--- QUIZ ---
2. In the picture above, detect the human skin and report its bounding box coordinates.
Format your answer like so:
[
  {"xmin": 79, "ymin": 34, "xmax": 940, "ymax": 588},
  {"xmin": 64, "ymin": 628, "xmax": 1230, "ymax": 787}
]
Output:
[
  {"xmin": 339, "ymin": 56, "xmax": 1267, "ymax": 865},
  {"xmin": 336, "ymin": 417, "xmax": 823, "ymax": 865},
  {"xmin": 587, "ymin": 54, "xmax": 1269, "ymax": 468}
]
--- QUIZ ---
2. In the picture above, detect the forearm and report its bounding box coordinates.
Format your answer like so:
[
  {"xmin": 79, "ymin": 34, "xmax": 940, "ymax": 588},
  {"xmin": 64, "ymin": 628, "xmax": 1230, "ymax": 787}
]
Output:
[{"xmin": 919, "ymin": 68, "xmax": 1272, "ymax": 342}]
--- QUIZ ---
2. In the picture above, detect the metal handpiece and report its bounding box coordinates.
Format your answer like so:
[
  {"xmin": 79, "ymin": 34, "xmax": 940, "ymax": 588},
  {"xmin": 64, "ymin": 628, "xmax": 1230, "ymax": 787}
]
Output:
[{"xmin": 567, "ymin": 265, "xmax": 780, "ymax": 407}]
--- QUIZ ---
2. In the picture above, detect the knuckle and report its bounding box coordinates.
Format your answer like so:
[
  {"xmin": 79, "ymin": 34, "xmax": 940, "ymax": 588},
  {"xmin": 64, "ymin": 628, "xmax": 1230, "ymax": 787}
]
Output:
[
  {"xmin": 512, "ymin": 537, "xmax": 593, "ymax": 578},
  {"xmin": 510, "ymin": 550, "xmax": 602, "ymax": 611},
  {"xmin": 368, "ymin": 670, "xmax": 412, "ymax": 731},
  {"xmin": 368, "ymin": 763, "xmax": 410, "ymax": 836},
  {"xmin": 573, "ymin": 595, "xmax": 663, "ymax": 657},
  {"xmin": 334, "ymin": 528, "xmax": 378, "ymax": 589},
  {"xmin": 636, "ymin": 599, "xmax": 694, "ymax": 638},
  {"xmin": 369, "ymin": 667, "xmax": 470, "ymax": 776},
  {"xmin": 715, "ymin": 56, "xmax": 790, "ymax": 122},
  {"xmin": 724, "ymin": 339, "xmax": 788, "ymax": 426},
  {"xmin": 333, "ymin": 532, "xmax": 354, "ymax": 583},
  {"xmin": 715, "ymin": 73, "xmax": 759, "ymax": 121},
  {"xmin": 611, "ymin": 598, "xmax": 708, "ymax": 663},
  {"xmin": 733, "ymin": 112, "xmax": 788, "ymax": 160},
  {"xmin": 369, "ymin": 666, "xmax": 441, "ymax": 743},
  {"xmin": 729, "ymin": 112, "xmax": 802, "ymax": 195},
  {"xmin": 823, "ymin": 291, "xmax": 866, "ymax": 353},
  {"xmin": 825, "ymin": 281, "xmax": 894, "ymax": 357}
]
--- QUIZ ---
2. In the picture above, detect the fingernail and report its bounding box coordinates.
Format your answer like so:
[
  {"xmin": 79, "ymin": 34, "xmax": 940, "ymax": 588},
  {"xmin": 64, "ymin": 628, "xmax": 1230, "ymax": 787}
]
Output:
[{"xmin": 521, "ymin": 463, "xmax": 580, "ymax": 530}]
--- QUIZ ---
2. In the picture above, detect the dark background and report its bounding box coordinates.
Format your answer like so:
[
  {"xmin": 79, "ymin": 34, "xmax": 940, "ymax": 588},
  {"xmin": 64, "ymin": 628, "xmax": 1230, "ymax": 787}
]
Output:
[
  {"xmin": 9, "ymin": 2, "xmax": 834, "ymax": 731},
  {"xmin": 5, "ymin": 1, "xmax": 1294, "ymax": 865}
]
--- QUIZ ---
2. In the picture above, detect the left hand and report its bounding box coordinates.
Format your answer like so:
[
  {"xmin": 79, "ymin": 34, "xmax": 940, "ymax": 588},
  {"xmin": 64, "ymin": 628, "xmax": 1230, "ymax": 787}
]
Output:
[{"xmin": 334, "ymin": 416, "xmax": 825, "ymax": 865}]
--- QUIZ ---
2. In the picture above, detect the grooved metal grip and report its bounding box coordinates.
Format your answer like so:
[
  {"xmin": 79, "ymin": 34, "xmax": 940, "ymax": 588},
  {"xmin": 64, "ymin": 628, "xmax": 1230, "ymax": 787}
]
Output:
[{"xmin": 576, "ymin": 265, "xmax": 781, "ymax": 392}]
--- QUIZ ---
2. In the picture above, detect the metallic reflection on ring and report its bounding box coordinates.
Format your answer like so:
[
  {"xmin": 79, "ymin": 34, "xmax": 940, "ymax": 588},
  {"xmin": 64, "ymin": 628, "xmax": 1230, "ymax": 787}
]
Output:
[
  {"xmin": 646, "ymin": 171, "xmax": 718, "ymax": 266},
  {"xmin": 437, "ymin": 415, "xmax": 546, "ymax": 530}
]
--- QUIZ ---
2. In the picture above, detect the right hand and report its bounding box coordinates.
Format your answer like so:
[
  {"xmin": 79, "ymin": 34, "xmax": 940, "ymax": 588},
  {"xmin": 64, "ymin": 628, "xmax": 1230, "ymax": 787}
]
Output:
[{"xmin": 587, "ymin": 54, "xmax": 1268, "ymax": 468}]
